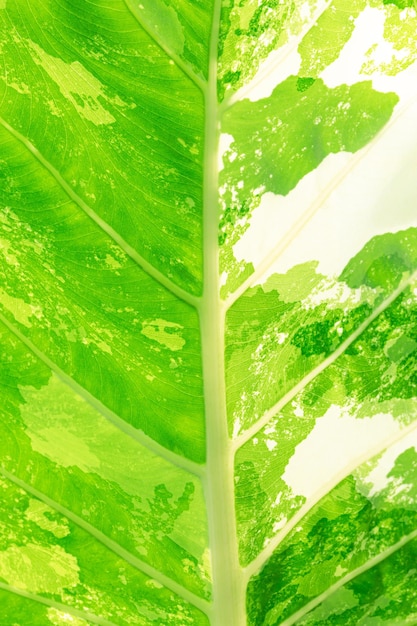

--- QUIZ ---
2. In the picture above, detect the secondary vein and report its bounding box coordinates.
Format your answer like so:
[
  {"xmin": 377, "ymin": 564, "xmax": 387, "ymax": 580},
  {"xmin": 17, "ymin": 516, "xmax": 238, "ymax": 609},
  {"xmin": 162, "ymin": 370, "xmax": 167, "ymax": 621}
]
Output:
[
  {"xmin": 122, "ymin": 0, "xmax": 207, "ymax": 95},
  {"xmin": 0, "ymin": 116, "xmax": 200, "ymax": 310},
  {"xmin": 0, "ymin": 582, "xmax": 118, "ymax": 626},
  {"xmin": 0, "ymin": 468, "xmax": 211, "ymax": 617},
  {"xmin": 244, "ymin": 417, "xmax": 417, "ymax": 580},
  {"xmin": 279, "ymin": 528, "xmax": 417, "ymax": 626},
  {"xmin": 234, "ymin": 269, "xmax": 417, "ymax": 451},
  {"xmin": 0, "ymin": 310, "xmax": 204, "ymax": 479}
]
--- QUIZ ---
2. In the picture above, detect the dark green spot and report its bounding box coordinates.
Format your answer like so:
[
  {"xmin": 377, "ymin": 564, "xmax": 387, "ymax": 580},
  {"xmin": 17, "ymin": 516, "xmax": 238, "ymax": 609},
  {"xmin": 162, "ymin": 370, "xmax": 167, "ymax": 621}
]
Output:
[
  {"xmin": 296, "ymin": 77, "xmax": 316, "ymax": 92},
  {"xmin": 383, "ymin": 0, "xmax": 415, "ymax": 8}
]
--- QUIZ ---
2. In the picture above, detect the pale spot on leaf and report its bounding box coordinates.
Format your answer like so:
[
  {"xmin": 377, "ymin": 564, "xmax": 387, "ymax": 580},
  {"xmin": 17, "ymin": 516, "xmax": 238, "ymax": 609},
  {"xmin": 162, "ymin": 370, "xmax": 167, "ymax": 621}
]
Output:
[
  {"xmin": 0, "ymin": 288, "xmax": 33, "ymax": 327},
  {"xmin": 141, "ymin": 319, "xmax": 186, "ymax": 351},
  {"xmin": 27, "ymin": 41, "xmax": 131, "ymax": 125},
  {"xmin": 25, "ymin": 500, "xmax": 70, "ymax": 539},
  {"xmin": 0, "ymin": 544, "xmax": 79, "ymax": 594}
]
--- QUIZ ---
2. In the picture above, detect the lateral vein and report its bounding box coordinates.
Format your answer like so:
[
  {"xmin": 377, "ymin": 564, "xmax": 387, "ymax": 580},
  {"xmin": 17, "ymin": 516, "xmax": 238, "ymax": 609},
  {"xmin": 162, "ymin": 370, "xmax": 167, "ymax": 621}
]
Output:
[
  {"xmin": 0, "ymin": 311, "xmax": 204, "ymax": 479},
  {"xmin": 0, "ymin": 116, "xmax": 199, "ymax": 310},
  {"xmin": 234, "ymin": 268, "xmax": 417, "ymax": 450},
  {"xmin": 244, "ymin": 417, "xmax": 417, "ymax": 580},
  {"xmin": 278, "ymin": 528, "xmax": 417, "ymax": 626},
  {"xmin": 122, "ymin": 0, "xmax": 207, "ymax": 95},
  {"xmin": 0, "ymin": 581, "xmax": 118, "ymax": 626},
  {"xmin": 0, "ymin": 468, "xmax": 211, "ymax": 617}
]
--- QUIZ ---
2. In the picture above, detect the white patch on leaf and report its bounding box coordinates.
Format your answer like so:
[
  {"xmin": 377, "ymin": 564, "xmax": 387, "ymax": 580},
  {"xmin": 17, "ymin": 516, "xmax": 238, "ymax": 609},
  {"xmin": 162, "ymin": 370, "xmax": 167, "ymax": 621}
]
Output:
[
  {"xmin": 220, "ymin": 271, "xmax": 229, "ymax": 288},
  {"xmin": 360, "ymin": 431, "xmax": 417, "ymax": 497},
  {"xmin": 245, "ymin": 64, "xmax": 417, "ymax": 283},
  {"xmin": 233, "ymin": 417, "xmax": 242, "ymax": 439},
  {"xmin": 272, "ymin": 517, "xmax": 287, "ymax": 533},
  {"xmin": 283, "ymin": 405, "xmax": 401, "ymax": 499},
  {"xmin": 265, "ymin": 438, "xmax": 277, "ymax": 451},
  {"xmin": 218, "ymin": 134, "xmax": 234, "ymax": 171},
  {"xmin": 321, "ymin": 7, "xmax": 385, "ymax": 88}
]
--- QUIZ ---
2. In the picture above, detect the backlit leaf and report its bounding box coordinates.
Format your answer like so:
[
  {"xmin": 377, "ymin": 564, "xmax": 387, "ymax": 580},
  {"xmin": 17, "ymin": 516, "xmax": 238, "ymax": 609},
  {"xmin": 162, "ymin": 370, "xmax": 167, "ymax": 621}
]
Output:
[{"xmin": 1, "ymin": 1, "xmax": 417, "ymax": 624}]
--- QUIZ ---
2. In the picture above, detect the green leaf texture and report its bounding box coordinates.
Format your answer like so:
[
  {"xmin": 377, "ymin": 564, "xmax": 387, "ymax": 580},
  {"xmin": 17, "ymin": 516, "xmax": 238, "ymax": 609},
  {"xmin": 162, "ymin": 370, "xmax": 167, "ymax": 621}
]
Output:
[{"xmin": 0, "ymin": 1, "xmax": 417, "ymax": 624}]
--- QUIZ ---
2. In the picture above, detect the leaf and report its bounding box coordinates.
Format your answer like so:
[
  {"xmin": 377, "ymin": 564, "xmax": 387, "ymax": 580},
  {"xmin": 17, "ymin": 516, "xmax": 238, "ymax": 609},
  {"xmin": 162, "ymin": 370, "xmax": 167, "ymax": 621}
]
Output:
[{"xmin": 0, "ymin": 1, "xmax": 417, "ymax": 625}]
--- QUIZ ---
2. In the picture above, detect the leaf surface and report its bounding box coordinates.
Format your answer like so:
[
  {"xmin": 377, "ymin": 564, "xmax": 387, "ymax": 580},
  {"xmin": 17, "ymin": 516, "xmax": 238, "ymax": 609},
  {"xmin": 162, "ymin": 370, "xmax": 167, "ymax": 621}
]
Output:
[{"xmin": 1, "ymin": 0, "xmax": 417, "ymax": 624}]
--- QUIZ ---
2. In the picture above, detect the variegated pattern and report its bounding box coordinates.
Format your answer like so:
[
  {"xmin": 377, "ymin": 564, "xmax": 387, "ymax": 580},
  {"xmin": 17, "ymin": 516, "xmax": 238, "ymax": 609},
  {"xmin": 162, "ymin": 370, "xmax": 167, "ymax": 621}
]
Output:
[{"xmin": 0, "ymin": 1, "xmax": 417, "ymax": 624}]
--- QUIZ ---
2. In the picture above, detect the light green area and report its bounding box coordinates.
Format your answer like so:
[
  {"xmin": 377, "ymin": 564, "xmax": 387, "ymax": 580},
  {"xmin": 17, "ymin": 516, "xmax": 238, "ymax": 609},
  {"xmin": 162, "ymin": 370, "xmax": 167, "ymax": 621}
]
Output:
[
  {"xmin": 0, "ymin": 288, "xmax": 33, "ymax": 327},
  {"xmin": 0, "ymin": 543, "xmax": 80, "ymax": 594},
  {"xmin": 20, "ymin": 378, "xmax": 102, "ymax": 473},
  {"xmin": 0, "ymin": 1, "xmax": 417, "ymax": 625},
  {"xmin": 0, "ymin": 476, "xmax": 208, "ymax": 625},
  {"xmin": 263, "ymin": 262, "xmax": 325, "ymax": 301},
  {"xmin": 298, "ymin": 0, "xmax": 366, "ymax": 76},
  {"xmin": 0, "ymin": 333, "xmax": 210, "ymax": 599},
  {"xmin": 27, "ymin": 40, "xmax": 130, "ymax": 125},
  {"xmin": 141, "ymin": 319, "xmax": 186, "ymax": 351}
]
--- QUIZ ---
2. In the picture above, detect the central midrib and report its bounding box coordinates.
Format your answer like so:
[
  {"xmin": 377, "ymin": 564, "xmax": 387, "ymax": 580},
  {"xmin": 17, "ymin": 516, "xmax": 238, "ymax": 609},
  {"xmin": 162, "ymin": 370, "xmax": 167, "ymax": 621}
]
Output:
[{"xmin": 200, "ymin": 1, "xmax": 247, "ymax": 624}]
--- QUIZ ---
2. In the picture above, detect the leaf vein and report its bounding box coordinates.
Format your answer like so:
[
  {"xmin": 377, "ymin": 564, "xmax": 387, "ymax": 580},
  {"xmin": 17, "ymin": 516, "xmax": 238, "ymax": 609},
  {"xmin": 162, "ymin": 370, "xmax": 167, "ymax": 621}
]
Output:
[
  {"xmin": 244, "ymin": 416, "xmax": 417, "ymax": 580},
  {"xmin": 0, "ymin": 116, "xmax": 199, "ymax": 309},
  {"xmin": 234, "ymin": 268, "xmax": 417, "ymax": 448},
  {"xmin": 0, "ymin": 582, "xmax": 119, "ymax": 626},
  {"xmin": 121, "ymin": 0, "xmax": 207, "ymax": 94},
  {"xmin": 0, "ymin": 468, "xmax": 211, "ymax": 616},
  {"xmin": 0, "ymin": 310, "xmax": 204, "ymax": 478}
]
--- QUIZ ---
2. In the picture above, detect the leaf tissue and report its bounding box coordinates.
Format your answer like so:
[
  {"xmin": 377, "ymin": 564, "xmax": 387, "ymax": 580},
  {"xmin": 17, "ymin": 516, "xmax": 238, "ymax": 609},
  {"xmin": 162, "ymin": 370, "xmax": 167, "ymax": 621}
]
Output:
[{"xmin": 1, "ymin": 0, "xmax": 417, "ymax": 624}]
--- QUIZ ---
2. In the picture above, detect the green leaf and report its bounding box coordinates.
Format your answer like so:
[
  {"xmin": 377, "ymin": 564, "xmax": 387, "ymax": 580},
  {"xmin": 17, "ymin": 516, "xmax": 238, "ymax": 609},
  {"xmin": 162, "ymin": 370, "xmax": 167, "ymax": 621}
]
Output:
[{"xmin": 1, "ymin": 1, "xmax": 417, "ymax": 624}]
